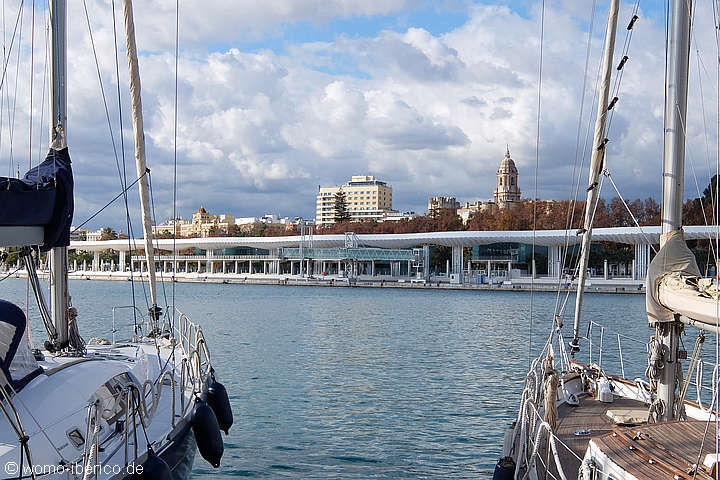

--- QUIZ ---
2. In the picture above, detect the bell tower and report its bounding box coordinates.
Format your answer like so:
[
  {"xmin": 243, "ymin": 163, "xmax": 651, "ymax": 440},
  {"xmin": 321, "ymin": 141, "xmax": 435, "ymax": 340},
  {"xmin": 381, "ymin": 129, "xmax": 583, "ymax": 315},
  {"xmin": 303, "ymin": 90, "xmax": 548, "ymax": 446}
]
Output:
[{"xmin": 493, "ymin": 146, "xmax": 521, "ymax": 208}]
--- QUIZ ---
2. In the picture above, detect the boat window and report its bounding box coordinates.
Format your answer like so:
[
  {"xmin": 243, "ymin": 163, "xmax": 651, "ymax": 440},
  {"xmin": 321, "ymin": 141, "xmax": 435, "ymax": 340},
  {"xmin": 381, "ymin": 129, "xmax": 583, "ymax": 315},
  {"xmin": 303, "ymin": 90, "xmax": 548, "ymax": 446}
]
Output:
[
  {"xmin": 67, "ymin": 428, "xmax": 84, "ymax": 449},
  {"xmin": 89, "ymin": 372, "xmax": 134, "ymax": 426}
]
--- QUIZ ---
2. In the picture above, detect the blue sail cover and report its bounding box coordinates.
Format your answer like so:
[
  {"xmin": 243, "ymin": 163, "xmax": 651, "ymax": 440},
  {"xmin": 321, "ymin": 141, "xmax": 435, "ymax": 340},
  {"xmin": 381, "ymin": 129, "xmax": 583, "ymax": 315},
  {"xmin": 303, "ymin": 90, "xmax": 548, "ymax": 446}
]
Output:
[{"xmin": 0, "ymin": 148, "xmax": 73, "ymax": 251}]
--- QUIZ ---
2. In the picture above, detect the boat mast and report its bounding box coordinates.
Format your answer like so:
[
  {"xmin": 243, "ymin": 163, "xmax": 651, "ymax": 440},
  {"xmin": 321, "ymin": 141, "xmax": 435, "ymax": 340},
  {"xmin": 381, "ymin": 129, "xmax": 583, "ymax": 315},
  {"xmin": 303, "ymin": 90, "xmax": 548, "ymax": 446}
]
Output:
[
  {"xmin": 48, "ymin": 0, "xmax": 68, "ymax": 347},
  {"xmin": 122, "ymin": 0, "xmax": 161, "ymax": 325},
  {"xmin": 570, "ymin": 0, "xmax": 620, "ymax": 354},
  {"xmin": 656, "ymin": 0, "xmax": 692, "ymax": 422}
]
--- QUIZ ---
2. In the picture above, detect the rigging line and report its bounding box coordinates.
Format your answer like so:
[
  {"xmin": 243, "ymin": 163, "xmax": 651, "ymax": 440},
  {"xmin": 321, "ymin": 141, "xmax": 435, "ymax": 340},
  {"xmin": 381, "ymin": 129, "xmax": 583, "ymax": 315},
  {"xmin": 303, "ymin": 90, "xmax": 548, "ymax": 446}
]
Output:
[
  {"xmin": 707, "ymin": 0, "xmax": 720, "ymax": 468},
  {"xmin": 1, "ymin": 1, "xmax": 23, "ymax": 177},
  {"xmin": 70, "ymin": 170, "xmax": 148, "ymax": 233},
  {"xmin": 529, "ymin": 0, "xmax": 546, "ymax": 369},
  {"xmin": 27, "ymin": 0, "xmax": 33, "ymax": 172},
  {"xmin": 554, "ymin": 0, "xmax": 598, "ymax": 319},
  {"xmin": 562, "ymin": 2, "xmax": 643, "ymax": 290},
  {"xmin": 560, "ymin": 177, "xmax": 604, "ymax": 322},
  {"xmin": 172, "ymin": 0, "xmax": 179, "ymax": 335},
  {"xmin": 691, "ymin": 53, "xmax": 720, "ymax": 274},
  {"xmin": 602, "ymin": 170, "xmax": 658, "ymax": 255},
  {"xmin": 36, "ymin": 12, "xmax": 46, "ymax": 165},
  {"xmin": 8, "ymin": 2, "xmax": 23, "ymax": 177},
  {"xmin": 714, "ymin": 0, "xmax": 720, "ymax": 464},
  {"xmin": 556, "ymin": 176, "xmax": 607, "ymax": 322},
  {"xmin": 606, "ymin": 0, "xmax": 642, "ymax": 135},
  {"xmin": 556, "ymin": 13, "xmax": 609, "ymax": 310},
  {"xmin": 146, "ymin": 172, "xmax": 170, "ymax": 313},
  {"xmin": 0, "ymin": 264, "xmax": 22, "ymax": 284},
  {"xmin": 112, "ymin": 0, "xmax": 138, "ymax": 331},
  {"xmin": 0, "ymin": 1, "xmax": 23, "ymax": 103},
  {"xmin": 83, "ymin": 0, "xmax": 150, "ymax": 298},
  {"xmin": 84, "ymin": 0, "xmax": 153, "ymax": 314},
  {"xmin": 2, "ymin": 0, "xmax": 5, "ymax": 176},
  {"xmin": 82, "ymin": 0, "xmax": 124, "ymax": 182},
  {"xmin": 694, "ymin": 47, "xmax": 717, "ymax": 231},
  {"xmin": 674, "ymin": 101, "xmax": 719, "ymax": 268}
]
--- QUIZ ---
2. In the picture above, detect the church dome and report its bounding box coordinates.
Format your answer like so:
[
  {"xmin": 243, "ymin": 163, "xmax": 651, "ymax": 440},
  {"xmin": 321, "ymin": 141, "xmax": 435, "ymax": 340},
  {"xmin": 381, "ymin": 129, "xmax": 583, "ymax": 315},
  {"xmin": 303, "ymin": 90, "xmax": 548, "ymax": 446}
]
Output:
[{"xmin": 498, "ymin": 147, "xmax": 518, "ymax": 174}]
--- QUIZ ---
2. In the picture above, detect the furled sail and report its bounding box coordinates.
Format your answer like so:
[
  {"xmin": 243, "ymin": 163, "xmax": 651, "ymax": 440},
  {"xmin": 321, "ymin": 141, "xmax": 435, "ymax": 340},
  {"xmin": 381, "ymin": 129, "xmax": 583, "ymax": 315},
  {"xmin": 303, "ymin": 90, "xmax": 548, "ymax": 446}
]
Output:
[
  {"xmin": 644, "ymin": 229, "xmax": 720, "ymax": 326},
  {"xmin": 0, "ymin": 148, "xmax": 73, "ymax": 251}
]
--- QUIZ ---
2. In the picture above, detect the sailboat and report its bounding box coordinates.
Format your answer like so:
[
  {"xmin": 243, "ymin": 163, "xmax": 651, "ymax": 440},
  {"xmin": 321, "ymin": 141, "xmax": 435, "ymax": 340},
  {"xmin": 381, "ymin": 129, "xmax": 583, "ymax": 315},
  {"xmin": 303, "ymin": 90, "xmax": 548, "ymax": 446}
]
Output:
[
  {"xmin": 497, "ymin": 0, "xmax": 720, "ymax": 479},
  {"xmin": 0, "ymin": 1, "xmax": 232, "ymax": 479}
]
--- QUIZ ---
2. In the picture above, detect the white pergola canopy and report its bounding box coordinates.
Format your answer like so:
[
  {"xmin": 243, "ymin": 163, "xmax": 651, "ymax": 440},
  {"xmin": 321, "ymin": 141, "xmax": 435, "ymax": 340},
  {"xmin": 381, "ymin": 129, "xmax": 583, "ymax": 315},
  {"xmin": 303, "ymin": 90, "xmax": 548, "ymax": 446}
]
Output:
[{"xmin": 69, "ymin": 226, "xmax": 717, "ymax": 252}]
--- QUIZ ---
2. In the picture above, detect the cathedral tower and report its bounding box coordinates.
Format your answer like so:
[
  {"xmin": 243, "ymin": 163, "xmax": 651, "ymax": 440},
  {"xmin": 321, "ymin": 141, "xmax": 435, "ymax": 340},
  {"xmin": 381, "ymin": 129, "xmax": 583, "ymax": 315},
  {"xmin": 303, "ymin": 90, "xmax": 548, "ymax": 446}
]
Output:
[{"xmin": 493, "ymin": 146, "xmax": 521, "ymax": 208}]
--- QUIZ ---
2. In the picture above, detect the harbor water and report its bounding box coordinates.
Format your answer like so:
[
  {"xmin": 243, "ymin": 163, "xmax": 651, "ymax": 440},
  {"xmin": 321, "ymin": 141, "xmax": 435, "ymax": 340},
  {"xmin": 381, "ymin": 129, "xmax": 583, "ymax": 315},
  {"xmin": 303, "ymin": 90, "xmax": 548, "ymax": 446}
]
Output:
[{"xmin": 1, "ymin": 277, "xmax": 650, "ymax": 478}]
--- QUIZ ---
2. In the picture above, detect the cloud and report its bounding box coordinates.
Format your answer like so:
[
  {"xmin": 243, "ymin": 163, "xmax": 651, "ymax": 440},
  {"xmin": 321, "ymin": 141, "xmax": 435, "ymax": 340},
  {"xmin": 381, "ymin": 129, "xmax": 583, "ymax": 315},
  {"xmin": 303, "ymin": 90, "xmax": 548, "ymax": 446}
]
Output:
[{"xmin": 1, "ymin": 1, "xmax": 713, "ymax": 229}]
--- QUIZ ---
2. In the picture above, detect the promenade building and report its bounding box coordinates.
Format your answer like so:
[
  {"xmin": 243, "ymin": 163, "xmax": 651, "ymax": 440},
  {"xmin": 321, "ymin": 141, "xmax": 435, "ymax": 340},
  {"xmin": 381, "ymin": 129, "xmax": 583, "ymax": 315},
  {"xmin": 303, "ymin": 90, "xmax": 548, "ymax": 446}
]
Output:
[
  {"xmin": 153, "ymin": 207, "xmax": 235, "ymax": 237},
  {"xmin": 316, "ymin": 175, "xmax": 393, "ymax": 225}
]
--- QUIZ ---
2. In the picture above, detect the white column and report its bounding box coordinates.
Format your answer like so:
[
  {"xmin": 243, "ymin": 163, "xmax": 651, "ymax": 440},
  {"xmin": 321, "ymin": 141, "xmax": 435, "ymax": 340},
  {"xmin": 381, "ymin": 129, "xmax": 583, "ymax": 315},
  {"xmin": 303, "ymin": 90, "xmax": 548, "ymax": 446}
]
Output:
[
  {"xmin": 604, "ymin": 259, "xmax": 608, "ymax": 280},
  {"xmin": 422, "ymin": 245, "xmax": 430, "ymax": 280},
  {"xmin": 451, "ymin": 245, "xmax": 463, "ymax": 284},
  {"xmin": 222, "ymin": 261, "xmax": 226, "ymax": 274},
  {"xmin": 185, "ymin": 260, "xmax": 189, "ymax": 272},
  {"xmin": 119, "ymin": 250, "xmax": 126, "ymax": 271},
  {"xmin": 93, "ymin": 252, "xmax": 100, "ymax": 271},
  {"xmin": 371, "ymin": 261, "xmax": 375, "ymax": 276},
  {"xmin": 73, "ymin": 259, "xmax": 78, "ymax": 272},
  {"xmin": 507, "ymin": 260, "xmax": 512, "ymax": 280},
  {"xmin": 548, "ymin": 245, "xmax": 561, "ymax": 278}
]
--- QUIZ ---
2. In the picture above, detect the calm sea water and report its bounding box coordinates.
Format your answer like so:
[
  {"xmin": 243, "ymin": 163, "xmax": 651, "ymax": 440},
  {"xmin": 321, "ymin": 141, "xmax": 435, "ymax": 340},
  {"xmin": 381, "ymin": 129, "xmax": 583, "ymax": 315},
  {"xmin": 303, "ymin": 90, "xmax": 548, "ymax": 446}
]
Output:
[{"xmin": 1, "ymin": 277, "xmax": 651, "ymax": 478}]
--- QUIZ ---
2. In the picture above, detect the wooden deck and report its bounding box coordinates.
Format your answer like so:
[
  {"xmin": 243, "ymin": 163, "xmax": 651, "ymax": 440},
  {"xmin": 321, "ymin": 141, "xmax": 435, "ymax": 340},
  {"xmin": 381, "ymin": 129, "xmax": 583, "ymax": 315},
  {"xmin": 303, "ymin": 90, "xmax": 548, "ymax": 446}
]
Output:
[
  {"xmin": 527, "ymin": 392, "xmax": 719, "ymax": 479},
  {"xmin": 535, "ymin": 394, "xmax": 647, "ymax": 478},
  {"xmin": 594, "ymin": 420, "xmax": 716, "ymax": 479}
]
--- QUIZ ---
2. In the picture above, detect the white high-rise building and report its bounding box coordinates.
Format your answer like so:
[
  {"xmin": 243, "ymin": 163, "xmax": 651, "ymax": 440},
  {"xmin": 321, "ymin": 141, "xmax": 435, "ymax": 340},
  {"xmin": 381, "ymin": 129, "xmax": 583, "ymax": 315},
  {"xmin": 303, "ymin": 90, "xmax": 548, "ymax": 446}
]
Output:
[{"xmin": 316, "ymin": 175, "xmax": 393, "ymax": 225}]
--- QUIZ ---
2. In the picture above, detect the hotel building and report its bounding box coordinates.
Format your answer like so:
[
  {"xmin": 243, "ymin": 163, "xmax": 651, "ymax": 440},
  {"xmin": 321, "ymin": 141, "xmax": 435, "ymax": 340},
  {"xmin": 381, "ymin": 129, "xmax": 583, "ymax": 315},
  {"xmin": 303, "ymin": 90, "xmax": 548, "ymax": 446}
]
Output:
[{"xmin": 316, "ymin": 175, "xmax": 393, "ymax": 225}]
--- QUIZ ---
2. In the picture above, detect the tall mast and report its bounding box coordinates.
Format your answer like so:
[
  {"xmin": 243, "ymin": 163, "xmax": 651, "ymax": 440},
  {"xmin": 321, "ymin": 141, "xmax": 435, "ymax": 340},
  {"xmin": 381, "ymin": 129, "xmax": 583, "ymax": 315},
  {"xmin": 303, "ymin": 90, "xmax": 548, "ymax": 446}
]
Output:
[
  {"xmin": 48, "ymin": 0, "xmax": 68, "ymax": 347},
  {"xmin": 122, "ymin": 0, "xmax": 160, "ymax": 324},
  {"xmin": 570, "ymin": 0, "xmax": 620, "ymax": 354},
  {"xmin": 656, "ymin": 0, "xmax": 692, "ymax": 421}
]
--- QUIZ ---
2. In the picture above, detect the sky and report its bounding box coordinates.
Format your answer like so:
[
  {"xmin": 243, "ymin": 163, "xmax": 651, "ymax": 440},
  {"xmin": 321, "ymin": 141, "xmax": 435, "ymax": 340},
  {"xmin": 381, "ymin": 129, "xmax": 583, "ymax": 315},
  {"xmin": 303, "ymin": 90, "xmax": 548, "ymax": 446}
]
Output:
[{"xmin": 0, "ymin": 0, "xmax": 717, "ymax": 231}]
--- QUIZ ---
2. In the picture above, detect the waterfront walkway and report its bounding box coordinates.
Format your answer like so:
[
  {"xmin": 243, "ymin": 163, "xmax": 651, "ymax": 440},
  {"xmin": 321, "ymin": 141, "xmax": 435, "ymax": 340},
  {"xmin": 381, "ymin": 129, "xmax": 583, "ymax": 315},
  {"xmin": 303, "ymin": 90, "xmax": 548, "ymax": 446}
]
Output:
[{"xmin": 4, "ymin": 269, "xmax": 646, "ymax": 293}]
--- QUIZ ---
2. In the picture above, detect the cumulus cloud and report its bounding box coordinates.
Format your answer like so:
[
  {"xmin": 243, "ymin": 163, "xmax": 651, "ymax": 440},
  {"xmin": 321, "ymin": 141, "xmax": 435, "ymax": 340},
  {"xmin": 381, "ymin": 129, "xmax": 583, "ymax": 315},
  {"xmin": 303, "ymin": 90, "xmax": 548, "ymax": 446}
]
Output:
[{"xmin": 0, "ymin": 1, "xmax": 714, "ymax": 229}]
